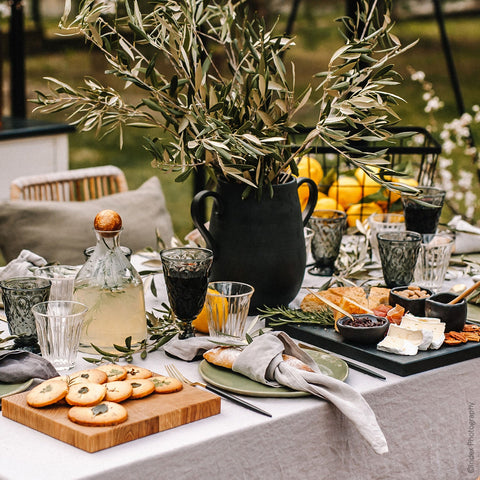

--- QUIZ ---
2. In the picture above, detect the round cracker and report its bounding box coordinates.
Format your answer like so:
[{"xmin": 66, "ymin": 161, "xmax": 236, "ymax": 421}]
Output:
[
  {"xmin": 150, "ymin": 376, "xmax": 183, "ymax": 394},
  {"xmin": 126, "ymin": 378, "xmax": 155, "ymax": 399},
  {"xmin": 66, "ymin": 382, "xmax": 106, "ymax": 407},
  {"xmin": 70, "ymin": 369, "xmax": 107, "ymax": 385},
  {"xmin": 96, "ymin": 364, "xmax": 127, "ymax": 382},
  {"xmin": 124, "ymin": 365, "xmax": 152, "ymax": 380},
  {"xmin": 26, "ymin": 380, "xmax": 69, "ymax": 408},
  {"xmin": 104, "ymin": 381, "xmax": 133, "ymax": 403},
  {"xmin": 68, "ymin": 401, "xmax": 128, "ymax": 427}
]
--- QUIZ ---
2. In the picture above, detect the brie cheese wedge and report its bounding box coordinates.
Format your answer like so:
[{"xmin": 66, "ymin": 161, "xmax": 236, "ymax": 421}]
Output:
[
  {"xmin": 400, "ymin": 314, "xmax": 446, "ymax": 350},
  {"xmin": 377, "ymin": 336, "xmax": 418, "ymax": 356}
]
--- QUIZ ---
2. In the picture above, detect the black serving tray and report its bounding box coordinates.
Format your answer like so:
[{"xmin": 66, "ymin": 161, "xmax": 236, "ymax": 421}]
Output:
[{"xmin": 272, "ymin": 322, "xmax": 480, "ymax": 377}]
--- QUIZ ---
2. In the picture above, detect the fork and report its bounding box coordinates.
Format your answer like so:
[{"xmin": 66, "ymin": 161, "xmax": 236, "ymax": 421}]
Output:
[{"xmin": 165, "ymin": 364, "xmax": 272, "ymax": 417}]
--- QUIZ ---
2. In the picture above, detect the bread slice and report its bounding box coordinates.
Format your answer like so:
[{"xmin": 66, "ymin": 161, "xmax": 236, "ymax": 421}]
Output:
[
  {"xmin": 300, "ymin": 290, "xmax": 342, "ymax": 313},
  {"xmin": 368, "ymin": 287, "xmax": 391, "ymax": 310},
  {"xmin": 338, "ymin": 296, "xmax": 372, "ymax": 318},
  {"xmin": 328, "ymin": 286, "xmax": 366, "ymax": 300}
]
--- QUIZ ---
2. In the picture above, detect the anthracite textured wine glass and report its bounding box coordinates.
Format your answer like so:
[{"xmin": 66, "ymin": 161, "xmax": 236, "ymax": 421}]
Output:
[{"xmin": 160, "ymin": 247, "xmax": 213, "ymax": 339}]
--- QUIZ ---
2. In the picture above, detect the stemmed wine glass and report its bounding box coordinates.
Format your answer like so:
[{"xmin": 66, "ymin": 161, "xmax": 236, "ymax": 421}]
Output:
[{"xmin": 160, "ymin": 247, "xmax": 214, "ymax": 339}]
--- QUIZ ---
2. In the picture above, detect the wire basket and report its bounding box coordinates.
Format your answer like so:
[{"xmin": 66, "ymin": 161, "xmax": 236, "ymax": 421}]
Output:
[{"xmin": 290, "ymin": 126, "xmax": 441, "ymax": 227}]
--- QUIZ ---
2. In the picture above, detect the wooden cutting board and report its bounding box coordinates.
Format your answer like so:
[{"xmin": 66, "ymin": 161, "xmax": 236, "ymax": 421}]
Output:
[{"xmin": 2, "ymin": 383, "xmax": 220, "ymax": 453}]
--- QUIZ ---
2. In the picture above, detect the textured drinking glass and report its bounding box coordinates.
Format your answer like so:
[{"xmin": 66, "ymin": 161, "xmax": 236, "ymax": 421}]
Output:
[
  {"xmin": 401, "ymin": 186, "xmax": 446, "ymax": 234},
  {"xmin": 308, "ymin": 210, "xmax": 347, "ymax": 276},
  {"xmin": 368, "ymin": 213, "xmax": 405, "ymax": 263},
  {"xmin": 304, "ymin": 227, "xmax": 314, "ymax": 264},
  {"xmin": 32, "ymin": 301, "xmax": 88, "ymax": 371},
  {"xmin": 206, "ymin": 281, "xmax": 254, "ymax": 339},
  {"xmin": 32, "ymin": 265, "xmax": 80, "ymax": 301},
  {"xmin": 161, "ymin": 247, "xmax": 213, "ymax": 339},
  {"xmin": 414, "ymin": 233, "xmax": 454, "ymax": 292},
  {"xmin": 377, "ymin": 231, "xmax": 422, "ymax": 288},
  {"xmin": 0, "ymin": 277, "xmax": 51, "ymax": 353}
]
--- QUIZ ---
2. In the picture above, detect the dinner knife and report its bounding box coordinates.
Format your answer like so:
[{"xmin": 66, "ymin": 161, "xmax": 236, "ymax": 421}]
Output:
[
  {"xmin": 298, "ymin": 343, "xmax": 387, "ymax": 380},
  {"xmin": 202, "ymin": 383, "xmax": 273, "ymax": 417}
]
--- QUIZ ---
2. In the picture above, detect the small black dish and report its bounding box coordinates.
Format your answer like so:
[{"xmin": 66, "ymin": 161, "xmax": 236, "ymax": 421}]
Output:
[
  {"xmin": 424, "ymin": 292, "xmax": 467, "ymax": 332},
  {"xmin": 389, "ymin": 286, "xmax": 433, "ymax": 317},
  {"xmin": 336, "ymin": 314, "xmax": 389, "ymax": 344}
]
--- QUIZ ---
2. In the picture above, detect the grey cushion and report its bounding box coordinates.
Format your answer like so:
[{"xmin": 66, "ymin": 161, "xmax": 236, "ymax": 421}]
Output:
[{"xmin": 0, "ymin": 176, "xmax": 174, "ymax": 264}]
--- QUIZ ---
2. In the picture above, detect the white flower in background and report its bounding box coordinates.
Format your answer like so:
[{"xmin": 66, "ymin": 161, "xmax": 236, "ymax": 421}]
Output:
[
  {"xmin": 439, "ymin": 157, "xmax": 453, "ymax": 168},
  {"xmin": 465, "ymin": 191, "xmax": 477, "ymax": 218},
  {"xmin": 442, "ymin": 139, "xmax": 456, "ymax": 155},
  {"xmin": 425, "ymin": 96, "xmax": 444, "ymax": 113},
  {"xmin": 411, "ymin": 70, "xmax": 426, "ymax": 82},
  {"xmin": 458, "ymin": 170, "xmax": 474, "ymax": 190},
  {"xmin": 0, "ymin": 3, "xmax": 10, "ymax": 17},
  {"xmin": 409, "ymin": 67, "xmax": 479, "ymax": 223}
]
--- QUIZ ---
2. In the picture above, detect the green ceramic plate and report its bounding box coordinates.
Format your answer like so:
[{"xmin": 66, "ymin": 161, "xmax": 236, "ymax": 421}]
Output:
[
  {"xmin": 0, "ymin": 379, "xmax": 33, "ymax": 400},
  {"xmin": 468, "ymin": 303, "xmax": 480, "ymax": 323},
  {"xmin": 199, "ymin": 348, "xmax": 348, "ymax": 398}
]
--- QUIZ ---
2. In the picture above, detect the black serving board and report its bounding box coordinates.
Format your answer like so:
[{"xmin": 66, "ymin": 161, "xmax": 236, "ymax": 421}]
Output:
[{"xmin": 272, "ymin": 323, "xmax": 480, "ymax": 377}]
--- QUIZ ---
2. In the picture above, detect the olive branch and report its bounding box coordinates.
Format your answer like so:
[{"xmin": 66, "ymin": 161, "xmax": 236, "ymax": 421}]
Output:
[{"xmin": 34, "ymin": 0, "xmax": 419, "ymax": 199}]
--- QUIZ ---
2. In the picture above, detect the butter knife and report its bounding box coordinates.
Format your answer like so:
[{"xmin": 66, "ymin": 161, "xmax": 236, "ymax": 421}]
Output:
[{"xmin": 298, "ymin": 343, "xmax": 387, "ymax": 380}]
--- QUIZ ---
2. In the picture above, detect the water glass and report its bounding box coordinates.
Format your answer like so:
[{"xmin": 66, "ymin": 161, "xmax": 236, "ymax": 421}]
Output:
[
  {"xmin": 401, "ymin": 186, "xmax": 446, "ymax": 234},
  {"xmin": 32, "ymin": 301, "xmax": 88, "ymax": 371},
  {"xmin": 206, "ymin": 281, "xmax": 254, "ymax": 339},
  {"xmin": 368, "ymin": 213, "xmax": 405, "ymax": 263},
  {"xmin": 377, "ymin": 231, "xmax": 422, "ymax": 288},
  {"xmin": 32, "ymin": 265, "xmax": 80, "ymax": 301},
  {"xmin": 308, "ymin": 210, "xmax": 347, "ymax": 276},
  {"xmin": 414, "ymin": 233, "xmax": 454, "ymax": 292},
  {"xmin": 0, "ymin": 277, "xmax": 51, "ymax": 353}
]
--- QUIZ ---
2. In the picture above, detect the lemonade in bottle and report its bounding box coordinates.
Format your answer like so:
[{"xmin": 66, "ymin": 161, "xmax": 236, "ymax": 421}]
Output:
[{"xmin": 74, "ymin": 210, "xmax": 147, "ymax": 353}]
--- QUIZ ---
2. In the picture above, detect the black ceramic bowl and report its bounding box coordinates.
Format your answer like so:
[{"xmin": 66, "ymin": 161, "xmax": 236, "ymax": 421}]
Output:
[
  {"xmin": 389, "ymin": 286, "xmax": 433, "ymax": 317},
  {"xmin": 336, "ymin": 314, "xmax": 389, "ymax": 344},
  {"xmin": 424, "ymin": 292, "xmax": 467, "ymax": 332}
]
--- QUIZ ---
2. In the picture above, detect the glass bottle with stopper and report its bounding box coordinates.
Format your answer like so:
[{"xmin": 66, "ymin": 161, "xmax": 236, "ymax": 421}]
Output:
[{"xmin": 74, "ymin": 209, "xmax": 147, "ymax": 353}]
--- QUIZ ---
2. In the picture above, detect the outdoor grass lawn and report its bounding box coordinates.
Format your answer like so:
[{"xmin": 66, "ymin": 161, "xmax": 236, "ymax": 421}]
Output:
[{"xmin": 5, "ymin": 5, "xmax": 480, "ymax": 240}]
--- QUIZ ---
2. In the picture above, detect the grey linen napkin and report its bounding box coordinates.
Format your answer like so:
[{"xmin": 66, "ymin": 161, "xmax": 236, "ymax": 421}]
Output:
[
  {"xmin": 0, "ymin": 250, "xmax": 47, "ymax": 281},
  {"xmin": 448, "ymin": 216, "xmax": 480, "ymax": 254},
  {"xmin": 0, "ymin": 350, "xmax": 59, "ymax": 386},
  {"xmin": 164, "ymin": 331, "xmax": 388, "ymax": 454}
]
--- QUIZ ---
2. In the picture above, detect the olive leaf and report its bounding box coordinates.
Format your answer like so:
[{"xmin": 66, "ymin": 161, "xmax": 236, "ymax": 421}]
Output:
[{"xmin": 92, "ymin": 404, "xmax": 109, "ymax": 416}]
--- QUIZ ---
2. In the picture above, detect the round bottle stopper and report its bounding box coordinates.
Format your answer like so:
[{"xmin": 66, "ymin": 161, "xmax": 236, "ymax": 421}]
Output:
[{"xmin": 94, "ymin": 210, "xmax": 122, "ymax": 237}]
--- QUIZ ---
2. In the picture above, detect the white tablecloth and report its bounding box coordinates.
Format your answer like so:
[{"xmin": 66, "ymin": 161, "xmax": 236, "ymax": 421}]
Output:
[{"xmin": 1, "ymin": 257, "xmax": 479, "ymax": 480}]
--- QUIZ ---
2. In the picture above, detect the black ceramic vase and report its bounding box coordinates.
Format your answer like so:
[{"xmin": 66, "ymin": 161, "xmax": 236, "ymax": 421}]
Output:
[{"xmin": 191, "ymin": 176, "xmax": 318, "ymax": 311}]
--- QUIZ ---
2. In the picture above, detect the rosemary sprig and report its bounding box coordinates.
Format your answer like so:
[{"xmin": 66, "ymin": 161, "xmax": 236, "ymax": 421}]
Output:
[
  {"xmin": 83, "ymin": 303, "xmax": 183, "ymax": 364},
  {"xmin": 258, "ymin": 306, "xmax": 335, "ymax": 327}
]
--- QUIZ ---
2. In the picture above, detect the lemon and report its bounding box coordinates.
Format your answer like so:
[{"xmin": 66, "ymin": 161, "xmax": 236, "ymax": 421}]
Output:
[
  {"xmin": 296, "ymin": 156, "xmax": 324, "ymax": 210},
  {"xmin": 315, "ymin": 196, "xmax": 344, "ymax": 212},
  {"xmin": 192, "ymin": 288, "xmax": 227, "ymax": 334},
  {"xmin": 296, "ymin": 156, "xmax": 324, "ymax": 184},
  {"xmin": 346, "ymin": 202, "xmax": 383, "ymax": 227},
  {"xmin": 328, "ymin": 176, "xmax": 363, "ymax": 209},
  {"xmin": 354, "ymin": 168, "xmax": 381, "ymax": 198}
]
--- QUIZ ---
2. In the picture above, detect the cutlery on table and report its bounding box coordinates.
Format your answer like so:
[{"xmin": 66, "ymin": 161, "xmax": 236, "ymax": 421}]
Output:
[
  {"xmin": 298, "ymin": 343, "xmax": 387, "ymax": 381},
  {"xmin": 165, "ymin": 364, "xmax": 272, "ymax": 418}
]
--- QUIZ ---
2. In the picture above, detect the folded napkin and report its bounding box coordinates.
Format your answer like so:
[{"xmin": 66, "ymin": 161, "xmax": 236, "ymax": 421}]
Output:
[
  {"xmin": 0, "ymin": 250, "xmax": 47, "ymax": 281},
  {"xmin": 0, "ymin": 350, "xmax": 58, "ymax": 386},
  {"xmin": 448, "ymin": 216, "xmax": 480, "ymax": 254},
  {"xmin": 164, "ymin": 332, "xmax": 388, "ymax": 454}
]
